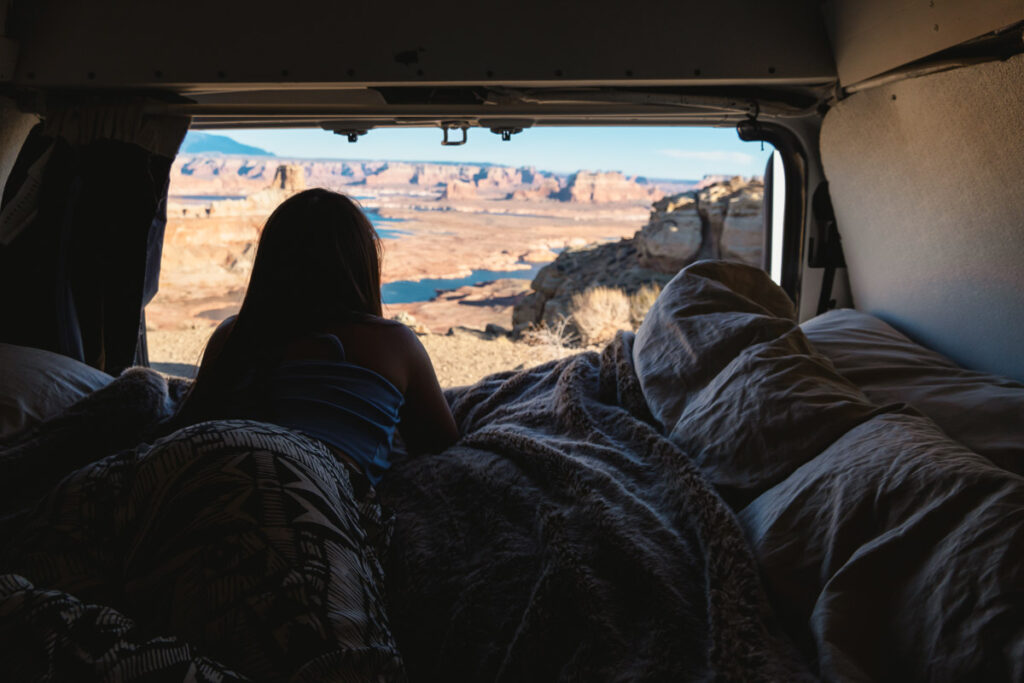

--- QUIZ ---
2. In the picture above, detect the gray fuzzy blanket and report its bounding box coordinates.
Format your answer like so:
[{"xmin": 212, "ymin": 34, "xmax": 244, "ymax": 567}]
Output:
[{"xmin": 378, "ymin": 332, "xmax": 810, "ymax": 681}]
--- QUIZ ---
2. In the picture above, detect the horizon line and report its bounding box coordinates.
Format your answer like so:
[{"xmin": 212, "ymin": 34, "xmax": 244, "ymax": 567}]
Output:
[{"xmin": 175, "ymin": 152, "xmax": 749, "ymax": 184}]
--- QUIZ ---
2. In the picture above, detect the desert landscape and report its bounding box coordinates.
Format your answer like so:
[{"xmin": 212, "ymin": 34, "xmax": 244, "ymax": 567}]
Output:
[{"xmin": 148, "ymin": 144, "xmax": 763, "ymax": 386}]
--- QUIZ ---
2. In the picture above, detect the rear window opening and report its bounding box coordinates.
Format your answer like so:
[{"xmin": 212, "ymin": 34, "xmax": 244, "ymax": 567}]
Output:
[{"xmin": 147, "ymin": 126, "xmax": 776, "ymax": 386}]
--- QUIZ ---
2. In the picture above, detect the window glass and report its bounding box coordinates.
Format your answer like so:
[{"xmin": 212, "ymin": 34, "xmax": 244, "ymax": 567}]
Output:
[{"xmin": 150, "ymin": 127, "xmax": 775, "ymax": 385}]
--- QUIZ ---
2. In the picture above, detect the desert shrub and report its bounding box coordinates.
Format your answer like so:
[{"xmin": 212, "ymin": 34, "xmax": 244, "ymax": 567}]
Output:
[
  {"xmin": 569, "ymin": 286, "xmax": 631, "ymax": 347},
  {"xmin": 628, "ymin": 283, "xmax": 662, "ymax": 328},
  {"xmin": 520, "ymin": 316, "xmax": 579, "ymax": 348}
]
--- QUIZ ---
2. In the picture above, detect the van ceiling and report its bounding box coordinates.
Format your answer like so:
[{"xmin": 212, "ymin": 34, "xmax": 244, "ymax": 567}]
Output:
[
  {"xmin": 1, "ymin": 0, "xmax": 1021, "ymax": 130},
  {"xmin": 5, "ymin": 0, "xmax": 836, "ymax": 130}
]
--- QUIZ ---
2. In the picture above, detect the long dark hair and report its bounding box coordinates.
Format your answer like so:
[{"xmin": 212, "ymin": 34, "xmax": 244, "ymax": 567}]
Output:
[{"xmin": 174, "ymin": 188, "xmax": 383, "ymax": 426}]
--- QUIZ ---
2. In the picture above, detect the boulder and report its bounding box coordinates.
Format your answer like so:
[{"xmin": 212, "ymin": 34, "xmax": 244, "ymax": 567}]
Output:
[
  {"xmin": 635, "ymin": 209, "xmax": 703, "ymax": 271},
  {"xmin": 485, "ymin": 323, "xmax": 511, "ymax": 337},
  {"xmin": 720, "ymin": 183, "xmax": 765, "ymax": 266},
  {"xmin": 511, "ymin": 240, "xmax": 673, "ymax": 331},
  {"xmin": 446, "ymin": 325, "xmax": 495, "ymax": 340}
]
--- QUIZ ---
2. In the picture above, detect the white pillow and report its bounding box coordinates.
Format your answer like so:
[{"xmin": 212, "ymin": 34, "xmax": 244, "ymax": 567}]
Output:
[
  {"xmin": 0, "ymin": 342, "xmax": 114, "ymax": 437},
  {"xmin": 802, "ymin": 309, "xmax": 1024, "ymax": 476}
]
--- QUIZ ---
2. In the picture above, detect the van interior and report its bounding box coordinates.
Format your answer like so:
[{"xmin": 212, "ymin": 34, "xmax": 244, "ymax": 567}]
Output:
[{"xmin": 0, "ymin": 1, "xmax": 1022, "ymax": 680}]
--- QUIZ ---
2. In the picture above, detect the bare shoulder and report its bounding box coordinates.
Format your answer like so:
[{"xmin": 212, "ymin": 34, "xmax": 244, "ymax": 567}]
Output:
[
  {"xmin": 371, "ymin": 321, "xmax": 432, "ymax": 371},
  {"xmin": 325, "ymin": 317, "xmax": 428, "ymax": 393},
  {"xmin": 348, "ymin": 317, "xmax": 421, "ymax": 352}
]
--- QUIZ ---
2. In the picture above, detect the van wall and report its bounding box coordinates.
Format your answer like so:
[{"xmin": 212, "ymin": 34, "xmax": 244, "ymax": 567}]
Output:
[
  {"xmin": 820, "ymin": 54, "xmax": 1024, "ymax": 382},
  {"xmin": 0, "ymin": 96, "xmax": 38, "ymax": 197}
]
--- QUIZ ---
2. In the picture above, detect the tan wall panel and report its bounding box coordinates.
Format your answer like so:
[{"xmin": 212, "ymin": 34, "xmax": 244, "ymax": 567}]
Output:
[
  {"xmin": 820, "ymin": 54, "xmax": 1024, "ymax": 381},
  {"xmin": 0, "ymin": 97, "xmax": 38, "ymax": 196},
  {"xmin": 825, "ymin": 0, "xmax": 1024, "ymax": 86}
]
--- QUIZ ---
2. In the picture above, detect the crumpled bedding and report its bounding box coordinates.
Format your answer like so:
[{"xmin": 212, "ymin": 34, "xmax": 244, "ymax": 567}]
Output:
[
  {"xmin": 633, "ymin": 261, "xmax": 1024, "ymax": 681},
  {"xmin": 801, "ymin": 308, "xmax": 1024, "ymax": 476},
  {"xmin": 2, "ymin": 260, "xmax": 1021, "ymax": 681}
]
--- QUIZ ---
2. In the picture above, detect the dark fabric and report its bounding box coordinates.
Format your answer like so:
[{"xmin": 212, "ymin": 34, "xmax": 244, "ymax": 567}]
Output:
[
  {"xmin": 0, "ymin": 350, "xmax": 811, "ymax": 682},
  {"xmin": 378, "ymin": 333, "xmax": 812, "ymax": 682},
  {"xmin": 223, "ymin": 334, "xmax": 404, "ymax": 485},
  {"xmin": 1, "ymin": 415, "xmax": 405, "ymax": 682},
  {"xmin": 0, "ymin": 574, "xmax": 248, "ymax": 682},
  {"xmin": 0, "ymin": 123, "xmax": 179, "ymax": 374},
  {"xmin": 801, "ymin": 307, "xmax": 1024, "ymax": 476},
  {"xmin": 632, "ymin": 261, "xmax": 887, "ymax": 509},
  {"xmin": 628, "ymin": 261, "xmax": 1024, "ymax": 681},
  {"xmin": 0, "ymin": 367, "xmax": 188, "ymax": 516}
]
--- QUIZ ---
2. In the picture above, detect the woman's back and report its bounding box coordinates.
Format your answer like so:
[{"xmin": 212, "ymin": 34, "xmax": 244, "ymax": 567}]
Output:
[{"xmin": 204, "ymin": 315, "xmax": 457, "ymax": 473}]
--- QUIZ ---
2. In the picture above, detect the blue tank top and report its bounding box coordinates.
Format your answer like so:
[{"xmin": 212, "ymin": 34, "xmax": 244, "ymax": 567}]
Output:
[{"xmin": 224, "ymin": 334, "xmax": 404, "ymax": 485}]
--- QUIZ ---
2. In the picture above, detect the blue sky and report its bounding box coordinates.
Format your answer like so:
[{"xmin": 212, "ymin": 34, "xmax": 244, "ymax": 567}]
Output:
[{"xmin": 214, "ymin": 126, "xmax": 771, "ymax": 181}]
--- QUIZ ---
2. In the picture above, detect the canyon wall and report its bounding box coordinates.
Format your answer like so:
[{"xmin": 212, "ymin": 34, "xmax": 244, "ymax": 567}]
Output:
[
  {"xmin": 554, "ymin": 170, "xmax": 664, "ymax": 203},
  {"xmin": 171, "ymin": 156, "xmax": 679, "ymax": 204},
  {"xmin": 512, "ymin": 176, "xmax": 764, "ymax": 330}
]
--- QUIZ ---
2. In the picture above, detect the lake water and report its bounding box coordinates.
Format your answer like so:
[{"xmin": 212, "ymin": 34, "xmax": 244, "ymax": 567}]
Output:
[
  {"xmin": 368, "ymin": 207, "xmax": 547, "ymax": 303},
  {"xmin": 364, "ymin": 207, "xmax": 411, "ymax": 239},
  {"xmin": 177, "ymin": 194, "xmax": 246, "ymax": 201},
  {"xmin": 174, "ymin": 195, "xmax": 541, "ymax": 303},
  {"xmin": 382, "ymin": 262, "xmax": 546, "ymax": 304}
]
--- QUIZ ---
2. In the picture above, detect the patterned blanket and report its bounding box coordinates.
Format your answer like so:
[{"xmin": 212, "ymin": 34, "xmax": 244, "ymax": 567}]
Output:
[
  {"xmin": 1, "ymin": 376, "xmax": 402, "ymax": 682},
  {"xmin": 0, "ymin": 335, "xmax": 810, "ymax": 681}
]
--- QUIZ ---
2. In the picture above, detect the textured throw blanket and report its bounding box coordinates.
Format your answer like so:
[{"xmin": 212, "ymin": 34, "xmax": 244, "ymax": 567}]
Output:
[{"xmin": 379, "ymin": 333, "xmax": 810, "ymax": 681}]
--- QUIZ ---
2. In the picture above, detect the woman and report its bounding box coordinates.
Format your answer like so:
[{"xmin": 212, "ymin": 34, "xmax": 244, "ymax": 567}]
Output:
[
  {"xmin": 159, "ymin": 188, "xmax": 459, "ymax": 678},
  {"xmin": 1, "ymin": 190, "xmax": 458, "ymax": 680},
  {"xmin": 176, "ymin": 187, "xmax": 459, "ymax": 480}
]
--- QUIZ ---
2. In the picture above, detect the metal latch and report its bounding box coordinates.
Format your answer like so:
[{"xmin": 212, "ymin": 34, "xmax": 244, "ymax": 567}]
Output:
[{"xmin": 440, "ymin": 122, "xmax": 468, "ymax": 146}]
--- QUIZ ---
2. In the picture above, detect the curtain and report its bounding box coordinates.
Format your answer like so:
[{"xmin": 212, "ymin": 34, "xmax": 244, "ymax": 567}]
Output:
[{"xmin": 0, "ymin": 99, "xmax": 189, "ymax": 374}]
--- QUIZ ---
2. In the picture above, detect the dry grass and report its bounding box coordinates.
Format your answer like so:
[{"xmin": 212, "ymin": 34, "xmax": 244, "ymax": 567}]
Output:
[
  {"xmin": 628, "ymin": 283, "xmax": 662, "ymax": 328},
  {"xmin": 520, "ymin": 316, "xmax": 580, "ymax": 348},
  {"xmin": 569, "ymin": 286, "xmax": 631, "ymax": 347}
]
